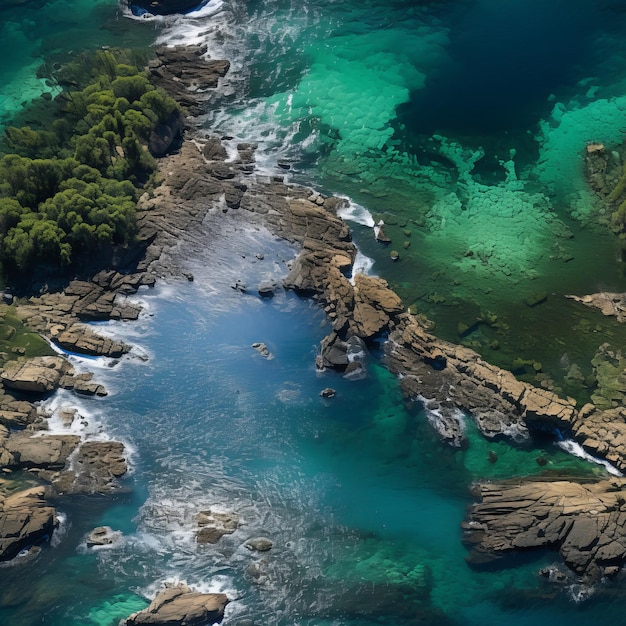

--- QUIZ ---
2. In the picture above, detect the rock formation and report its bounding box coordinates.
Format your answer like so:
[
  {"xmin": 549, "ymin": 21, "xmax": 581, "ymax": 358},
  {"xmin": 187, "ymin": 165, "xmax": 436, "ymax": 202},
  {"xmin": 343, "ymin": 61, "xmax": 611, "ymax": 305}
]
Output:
[
  {"xmin": 121, "ymin": 584, "xmax": 229, "ymax": 626},
  {"xmin": 86, "ymin": 526, "xmax": 121, "ymax": 548},
  {"xmin": 1, "ymin": 356, "xmax": 72, "ymax": 394},
  {"xmin": 0, "ymin": 487, "xmax": 57, "ymax": 561},
  {"xmin": 464, "ymin": 477, "xmax": 626, "ymax": 580},
  {"xmin": 566, "ymin": 292, "xmax": 626, "ymax": 323},
  {"xmin": 196, "ymin": 509, "xmax": 240, "ymax": 544}
]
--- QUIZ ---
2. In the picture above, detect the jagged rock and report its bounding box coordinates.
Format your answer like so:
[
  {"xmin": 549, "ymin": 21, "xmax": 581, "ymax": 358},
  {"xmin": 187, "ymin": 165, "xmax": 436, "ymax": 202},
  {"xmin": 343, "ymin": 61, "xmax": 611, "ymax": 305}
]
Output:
[
  {"xmin": 317, "ymin": 333, "xmax": 350, "ymax": 371},
  {"xmin": 0, "ymin": 486, "xmax": 58, "ymax": 561},
  {"xmin": 148, "ymin": 45, "xmax": 230, "ymax": 116},
  {"xmin": 350, "ymin": 274, "xmax": 403, "ymax": 339},
  {"xmin": 54, "ymin": 325, "xmax": 130, "ymax": 358},
  {"xmin": 566, "ymin": 292, "xmax": 626, "ymax": 323},
  {"xmin": 86, "ymin": 526, "xmax": 122, "ymax": 548},
  {"xmin": 0, "ymin": 393, "xmax": 37, "ymax": 428},
  {"xmin": 121, "ymin": 583, "xmax": 229, "ymax": 626},
  {"xmin": 196, "ymin": 510, "xmax": 240, "ymax": 544},
  {"xmin": 374, "ymin": 222, "xmax": 391, "ymax": 244},
  {"xmin": 464, "ymin": 478, "xmax": 626, "ymax": 580},
  {"xmin": 202, "ymin": 136, "xmax": 228, "ymax": 161},
  {"xmin": 383, "ymin": 314, "xmax": 581, "ymax": 445},
  {"xmin": 66, "ymin": 372, "xmax": 107, "ymax": 397},
  {"xmin": 49, "ymin": 441, "xmax": 127, "ymax": 495},
  {"xmin": 320, "ymin": 387, "xmax": 336, "ymax": 398},
  {"xmin": 5, "ymin": 433, "xmax": 80, "ymax": 470},
  {"xmin": 1, "ymin": 356, "xmax": 72, "ymax": 394},
  {"xmin": 251, "ymin": 343, "xmax": 272, "ymax": 359},
  {"xmin": 258, "ymin": 281, "xmax": 277, "ymax": 298},
  {"xmin": 237, "ymin": 142, "xmax": 256, "ymax": 164},
  {"xmin": 64, "ymin": 280, "xmax": 141, "ymax": 320}
]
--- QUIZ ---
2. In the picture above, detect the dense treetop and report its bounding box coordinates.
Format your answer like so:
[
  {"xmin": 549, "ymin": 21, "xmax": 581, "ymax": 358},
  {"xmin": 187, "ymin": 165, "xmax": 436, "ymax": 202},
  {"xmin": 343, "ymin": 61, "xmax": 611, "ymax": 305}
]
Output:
[{"xmin": 0, "ymin": 50, "xmax": 181, "ymax": 281}]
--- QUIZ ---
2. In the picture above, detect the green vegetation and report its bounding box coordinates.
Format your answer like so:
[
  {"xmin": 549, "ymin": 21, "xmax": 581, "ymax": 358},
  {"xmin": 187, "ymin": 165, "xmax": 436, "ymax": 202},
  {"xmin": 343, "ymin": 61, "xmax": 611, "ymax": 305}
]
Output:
[
  {"xmin": 0, "ymin": 304, "xmax": 54, "ymax": 366},
  {"xmin": 0, "ymin": 49, "xmax": 181, "ymax": 280}
]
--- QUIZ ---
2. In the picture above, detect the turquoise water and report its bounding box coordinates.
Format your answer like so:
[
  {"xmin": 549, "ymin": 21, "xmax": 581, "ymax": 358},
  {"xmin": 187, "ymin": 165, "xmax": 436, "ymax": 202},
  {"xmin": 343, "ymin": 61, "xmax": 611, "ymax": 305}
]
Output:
[
  {"xmin": 0, "ymin": 228, "xmax": 613, "ymax": 625},
  {"xmin": 3, "ymin": 0, "xmax": 626, "ymax": 624}
]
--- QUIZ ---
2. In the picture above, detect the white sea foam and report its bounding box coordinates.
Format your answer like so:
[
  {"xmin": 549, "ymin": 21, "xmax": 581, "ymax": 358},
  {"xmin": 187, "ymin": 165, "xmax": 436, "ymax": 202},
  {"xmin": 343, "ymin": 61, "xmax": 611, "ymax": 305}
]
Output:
[
  {"xmin": 417, "ymin": 394, "xmax": 466, "ymax": 446},
  {"xmin": 337, "ymin": 200, "xmax": 376, "ymax": 228},
  {"xmin": 557, "ymin": 439, "xmax": 623, "ymax": 476},
  {"xmin": 351, "ymin": 249, "xmax": 375, "ymax": 279},
  {"xmin": 51, "ymin": 511, "xmax": 68, "ymax": 548}
]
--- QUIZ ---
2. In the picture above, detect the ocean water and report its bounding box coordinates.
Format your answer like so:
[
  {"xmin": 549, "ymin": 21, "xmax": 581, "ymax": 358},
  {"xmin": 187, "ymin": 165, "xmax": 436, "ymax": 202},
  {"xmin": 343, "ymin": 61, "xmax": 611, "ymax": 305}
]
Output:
[{"xmin": 3, "ymin": 0, "xmax": 626, "ymax": 624}]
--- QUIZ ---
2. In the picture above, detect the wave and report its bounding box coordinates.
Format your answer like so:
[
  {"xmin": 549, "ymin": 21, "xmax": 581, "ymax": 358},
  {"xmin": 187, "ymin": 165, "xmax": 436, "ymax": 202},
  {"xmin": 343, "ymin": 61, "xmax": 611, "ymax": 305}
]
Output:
[{"xmin": 557, "ymin": 439, "xmax": 622, "ymax": 477}]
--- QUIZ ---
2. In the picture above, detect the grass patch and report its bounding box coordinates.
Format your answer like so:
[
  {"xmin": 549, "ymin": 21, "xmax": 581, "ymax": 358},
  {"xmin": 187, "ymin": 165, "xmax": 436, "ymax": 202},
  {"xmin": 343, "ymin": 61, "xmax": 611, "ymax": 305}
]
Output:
[{"xmin": 0, "ymin": 303, "xmax": 54, "ymax": 366}]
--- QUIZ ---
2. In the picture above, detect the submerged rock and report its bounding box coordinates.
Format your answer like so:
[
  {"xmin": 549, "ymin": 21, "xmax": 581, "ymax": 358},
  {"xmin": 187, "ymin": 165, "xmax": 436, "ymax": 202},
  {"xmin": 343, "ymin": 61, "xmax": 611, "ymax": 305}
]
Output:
[
  {"xmin": 128, "ymin": 0, "xmax": 207, "ymax": 16},
  {"xmin": 244, "ymin": 537, "xmax": 273, "ymax": 552},
  {"xmin": 196, "ymin": 510, "xmax": 240, "ymax": 544}
]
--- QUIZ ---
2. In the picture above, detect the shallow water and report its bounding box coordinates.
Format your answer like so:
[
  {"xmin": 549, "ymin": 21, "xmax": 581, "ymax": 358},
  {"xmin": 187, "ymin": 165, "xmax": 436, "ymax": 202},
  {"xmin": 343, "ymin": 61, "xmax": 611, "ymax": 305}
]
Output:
[{"xmin": 3, "ymin": 0, "xmax": 626, "ymax": 624}]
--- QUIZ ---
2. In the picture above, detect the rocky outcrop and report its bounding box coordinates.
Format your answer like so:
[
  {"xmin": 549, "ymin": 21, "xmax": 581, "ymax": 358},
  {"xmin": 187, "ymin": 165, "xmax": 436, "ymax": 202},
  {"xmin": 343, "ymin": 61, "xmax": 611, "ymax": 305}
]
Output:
[
  {"xmin": 196, "ymin": 509, "xmax": 240, "ymax": 544},
  {"xmin": 148, "ymin": 45, "xmax": 230, "ymax": 116},
  {"xmin": 566, "ymin": 292, "xmax": 626, "ymax": 323},
  {"xmin": 5, "ymin": 433, "xmax": 80, "ymax": 470},
  {"xmin": 1, "ymin": 356, "xmax": 72, "ymax": 394},
  {"xmin": 46, "ymin": 441, "xmax": 128, "ymax": 495},
  {"xmin": 0, "ymin": 487, "xmax": 57, "ymax": 561},
  {"xmin": 1, "ymin": 355, "xmax": 108, "ymax": 397},
  {"xmin": 54, "ymin": 325, "xmax": 130, "ymax": 359},
  {"xmin": 86, "ymin": 526, "xmax": 121, "ymax": 548},
  {"xmin": 121, "ymin": 584, "xmax": 229, "ymax": 626},
  {"xmin": 464, "ymin": 478, "xmax": 626, "ymax": 580},
  {"xmin": 384, "ymin": 314, "xmax": 578, "ymax": 446}
]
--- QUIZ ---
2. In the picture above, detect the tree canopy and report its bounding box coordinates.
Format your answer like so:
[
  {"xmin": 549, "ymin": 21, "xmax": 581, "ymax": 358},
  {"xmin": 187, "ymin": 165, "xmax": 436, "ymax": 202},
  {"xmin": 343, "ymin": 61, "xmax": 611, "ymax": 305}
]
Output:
[{"xmin": 0, "ymin": 49, "xmax": 181, "ymax": 280}]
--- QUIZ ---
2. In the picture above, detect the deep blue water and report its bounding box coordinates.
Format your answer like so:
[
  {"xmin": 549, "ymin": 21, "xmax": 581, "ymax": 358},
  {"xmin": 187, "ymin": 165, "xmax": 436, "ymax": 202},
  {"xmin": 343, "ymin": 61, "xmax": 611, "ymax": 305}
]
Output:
[{"xmin": 3, "ymin": 0, "xmax": 626, "ymax": 624}]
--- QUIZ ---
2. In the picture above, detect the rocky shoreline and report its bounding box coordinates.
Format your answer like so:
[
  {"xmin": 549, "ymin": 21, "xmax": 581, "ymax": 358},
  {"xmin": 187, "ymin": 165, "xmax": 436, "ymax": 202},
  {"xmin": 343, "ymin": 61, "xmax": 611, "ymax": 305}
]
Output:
[{"xmin": 2, "ymin": 37, "xmax": 626, "ymax": 622}]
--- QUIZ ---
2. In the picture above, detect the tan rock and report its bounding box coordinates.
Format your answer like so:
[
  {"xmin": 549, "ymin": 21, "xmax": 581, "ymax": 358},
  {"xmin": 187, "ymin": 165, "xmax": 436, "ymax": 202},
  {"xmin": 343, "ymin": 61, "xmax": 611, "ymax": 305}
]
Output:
[
  {"xmin": 6, "ymin": 433, "xmax": 81, "ymax": 470},
  {"xmin": 464, "ymin": 478, "xmax": 626, "ymax": 579},
  {"xmin": 122, "ymin": 583, "xmax": 229, "ymax": 626},
  {"xmin": 1, "ymin": 356, "xmax": 72, "ymax": 394},
  {"xmin": 0, "ymin": 486, "xmax": 57, "ymax": 561},
  {"xmin": 54, "ymin": 324, "xmax": 130, "ymax": 358}
]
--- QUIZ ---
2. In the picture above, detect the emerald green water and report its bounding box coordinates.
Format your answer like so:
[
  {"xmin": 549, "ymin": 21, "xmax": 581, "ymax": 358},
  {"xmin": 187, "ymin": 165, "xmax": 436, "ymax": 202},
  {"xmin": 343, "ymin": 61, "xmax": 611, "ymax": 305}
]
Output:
[{"xmin": 200, "ymin": 0, "xmax": 626, "ymax": 399}]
